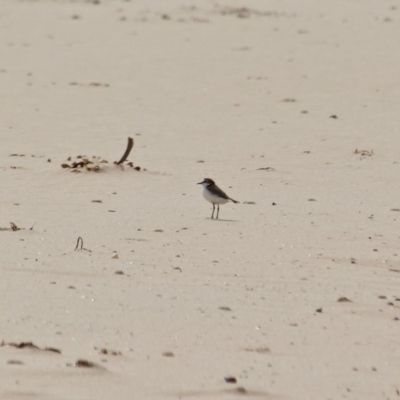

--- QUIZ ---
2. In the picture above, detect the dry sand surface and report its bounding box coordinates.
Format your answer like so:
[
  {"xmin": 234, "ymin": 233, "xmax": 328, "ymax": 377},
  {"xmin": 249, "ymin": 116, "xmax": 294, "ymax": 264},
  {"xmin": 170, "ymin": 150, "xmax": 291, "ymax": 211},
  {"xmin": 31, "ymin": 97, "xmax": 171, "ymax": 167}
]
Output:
[{"xmin": 1, "ymin": 0, "xmax": 400, "ymax": 399}]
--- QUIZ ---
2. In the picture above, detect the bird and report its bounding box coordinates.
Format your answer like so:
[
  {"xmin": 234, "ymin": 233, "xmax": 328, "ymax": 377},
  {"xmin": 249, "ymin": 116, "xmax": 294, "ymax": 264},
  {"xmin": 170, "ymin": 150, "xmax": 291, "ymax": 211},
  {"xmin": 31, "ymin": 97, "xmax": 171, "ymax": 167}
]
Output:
[{"xmin": 197, "ymin": 178, "xmax": 239, "ymax": 219}]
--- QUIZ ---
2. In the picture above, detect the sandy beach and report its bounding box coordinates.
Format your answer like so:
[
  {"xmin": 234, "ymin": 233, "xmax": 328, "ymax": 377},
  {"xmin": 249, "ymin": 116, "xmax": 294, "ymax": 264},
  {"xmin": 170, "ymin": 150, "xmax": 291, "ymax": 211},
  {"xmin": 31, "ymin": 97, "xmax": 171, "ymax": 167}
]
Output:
[{"xmin": 1, "ymin": 0, "xmax": 400, "ymax": 399}]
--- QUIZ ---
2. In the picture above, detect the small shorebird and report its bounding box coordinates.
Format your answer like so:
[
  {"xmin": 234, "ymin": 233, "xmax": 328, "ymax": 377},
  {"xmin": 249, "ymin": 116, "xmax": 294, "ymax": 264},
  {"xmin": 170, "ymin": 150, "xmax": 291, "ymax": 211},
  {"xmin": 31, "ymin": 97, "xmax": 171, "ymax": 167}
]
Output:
[{"xmin": 197, "ymin": 178, "xmax": 239, "ymax": 219}]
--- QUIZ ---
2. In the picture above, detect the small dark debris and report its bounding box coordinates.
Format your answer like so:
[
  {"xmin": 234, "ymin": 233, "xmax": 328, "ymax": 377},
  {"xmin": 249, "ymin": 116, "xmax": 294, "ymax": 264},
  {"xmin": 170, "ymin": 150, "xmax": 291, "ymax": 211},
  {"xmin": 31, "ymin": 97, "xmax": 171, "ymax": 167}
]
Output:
[
  {"xmin": 316, "ymin": 308, "xmax": 322, "ymax": 313},
  {"xmin": 391, "ymin": 208, "xmax": 400, "ymax": 212},
  {"xmin": 244, "ymin": 347, "xmax": 270, "ymax": 354},
  {"xmin": 6, "ymin": 342, "xmax": 39, "ymax": 350},
  {"xmin": 10, "ymin": 222, "xmax": 21, "ymax": 231},
  {"xmin": 92, "ymin": 200, "xmax": 102, "ymax": 203},
  {"xmin": 329, "ymin": 115, "xmax": 338, "ymax": 119},
  {"xmin": 257, "ymin": 167, "xmax": 275, "ymax": 171},
  {"xmin": 45, "ymin": 347, "xmax": 61, "ymax": 354},
  {"xmin": 75, "ymin": 359, "xmax": 95, "ymax": 368},
  {"xmin": 272, "ymin": 202, "xmax": 276, "ymax": 206},
  {"xmin": 354, "ymin": 149, "xmax": 373, "ymax": 157},
  {"xmin": 97, "ymin": 348, "xmax": 121, "ymax": 356},
  {"xmin": 236, "ymin": 387, "xmax": 247, "ymax": 394},
  {"xmin": 7, "ymin": 360, "xmax": 24, "ymax": 365},
  {"xmin": 162, "ymin": 351, "xmax": 175, "ymax": 357},
  {"xmin": 337, "ymin": 297, "xmax": 352, "ymax": 302},
  {"xmin": 224, "ymin": 376, "xmax": 237, "ymax": 384},
  {"xmin": 219, "ymin": 306, "xmax": 232, "ymax": 311},
  {"xmin": 378, "ymin": 295, "xmax": 387, "ymax": 299},
  {"xmin": 1, "ymin": 341, "xmax": 61, "ymax": 354},
  {"xmin": 115, "ymin": 270, "xmax": 125, "ymax": 275}
]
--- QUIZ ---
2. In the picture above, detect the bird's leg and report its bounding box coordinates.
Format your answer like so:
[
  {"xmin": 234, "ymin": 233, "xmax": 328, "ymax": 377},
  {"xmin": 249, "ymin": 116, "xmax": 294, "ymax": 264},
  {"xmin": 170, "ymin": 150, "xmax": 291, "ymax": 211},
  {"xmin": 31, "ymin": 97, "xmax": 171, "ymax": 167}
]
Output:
[
  {"xmin": 216, "ymin": 205, "xmax": 220, "ymax": 219},
  {"xmin": 211, "ymin": 204, "xmax": 215, "ymax": 219}
]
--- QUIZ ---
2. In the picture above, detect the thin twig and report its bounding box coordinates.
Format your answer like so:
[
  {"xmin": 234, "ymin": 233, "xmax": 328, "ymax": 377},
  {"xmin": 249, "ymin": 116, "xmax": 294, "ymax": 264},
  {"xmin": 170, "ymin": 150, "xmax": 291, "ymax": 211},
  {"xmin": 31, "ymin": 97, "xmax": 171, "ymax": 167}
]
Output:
[
  {"xmin": 75, "ymin": 237, "xmax": 83, "ymax": 251},
  {"xmin": 115, "ymin": 137, "xmax": 134, "ymax": 165}
]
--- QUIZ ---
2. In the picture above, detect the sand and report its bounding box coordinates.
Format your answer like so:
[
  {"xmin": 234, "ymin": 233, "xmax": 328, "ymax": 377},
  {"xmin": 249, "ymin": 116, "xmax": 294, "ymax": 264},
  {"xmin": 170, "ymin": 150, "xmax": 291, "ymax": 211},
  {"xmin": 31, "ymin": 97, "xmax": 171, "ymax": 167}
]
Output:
[{"xmin": 1, "ymin": 0, "xmax": 400, "ymax": 399}]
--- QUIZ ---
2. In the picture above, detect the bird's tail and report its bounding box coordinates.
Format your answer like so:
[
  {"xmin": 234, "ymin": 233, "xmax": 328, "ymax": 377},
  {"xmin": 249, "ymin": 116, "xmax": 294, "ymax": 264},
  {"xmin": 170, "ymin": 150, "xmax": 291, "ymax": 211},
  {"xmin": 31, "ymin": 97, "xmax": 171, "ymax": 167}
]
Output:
[{"xmin": 230, "ymin": 198, "xmax": 239, "ymax": 204}]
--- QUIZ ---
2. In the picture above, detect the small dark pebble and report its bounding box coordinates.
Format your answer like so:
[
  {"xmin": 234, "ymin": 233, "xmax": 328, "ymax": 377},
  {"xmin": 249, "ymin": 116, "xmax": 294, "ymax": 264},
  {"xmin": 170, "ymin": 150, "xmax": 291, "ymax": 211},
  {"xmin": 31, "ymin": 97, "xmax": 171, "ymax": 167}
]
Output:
[
  {"xmin": 115, "ymin": 270, "xmax": 124, "ymax": 275},
  {"xmin": 219, "ymin": 306, "xmax": 232, "ymax": 311},
  {"xmin": 316, "ymin": 308, "xmax": 322, "ymax": 313},
  {"xmin": 378, "ymin": 295, "xmax": 387, "ymax": 299},
  {"xmin": 224, "ymin": 376, "xmax": 237, "ymax": 384},
  {"xmin": 91, "ymin": 200, "xmax": 102, "ymax": 203},
  {"xmin": 162, "ymin": 351, "xmax": 175, "ymax": 357},
  {"xmin": 272, "ymin": 202, "xmax": 276, "ymax": 206},
  {"xmin": 330, "ymin": 115, "xmax": 338, "ymax": 119}
]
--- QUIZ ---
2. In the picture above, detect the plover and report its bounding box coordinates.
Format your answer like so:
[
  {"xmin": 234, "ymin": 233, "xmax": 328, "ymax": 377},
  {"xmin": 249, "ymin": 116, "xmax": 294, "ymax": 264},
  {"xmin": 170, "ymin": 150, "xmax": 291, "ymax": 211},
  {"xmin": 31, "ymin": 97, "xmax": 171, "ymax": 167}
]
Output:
[{"xmin": 197, "ymin": 178, "xmax": 239, "ymax": 219}]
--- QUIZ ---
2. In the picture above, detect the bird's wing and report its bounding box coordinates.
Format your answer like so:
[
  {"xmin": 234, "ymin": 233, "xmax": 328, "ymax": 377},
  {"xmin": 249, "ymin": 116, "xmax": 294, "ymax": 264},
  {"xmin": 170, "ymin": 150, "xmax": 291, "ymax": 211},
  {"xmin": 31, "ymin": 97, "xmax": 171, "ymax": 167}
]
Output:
[{"xmin": 210, "ymin": 185, "xmax": 231, "ymax": 200}]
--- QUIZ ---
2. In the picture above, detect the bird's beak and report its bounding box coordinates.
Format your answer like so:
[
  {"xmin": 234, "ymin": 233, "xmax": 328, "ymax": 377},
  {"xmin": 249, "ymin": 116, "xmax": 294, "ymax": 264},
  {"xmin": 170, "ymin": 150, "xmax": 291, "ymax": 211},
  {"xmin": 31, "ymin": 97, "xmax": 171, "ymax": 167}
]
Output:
[{"xmin": 197, "ymin": 181, "xmax": 203, "ymax": 185}]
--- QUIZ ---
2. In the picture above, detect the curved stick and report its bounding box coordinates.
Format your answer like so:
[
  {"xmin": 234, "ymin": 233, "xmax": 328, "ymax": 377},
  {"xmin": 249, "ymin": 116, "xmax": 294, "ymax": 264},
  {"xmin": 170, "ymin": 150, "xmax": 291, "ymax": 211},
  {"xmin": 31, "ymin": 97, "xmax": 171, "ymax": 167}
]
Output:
[{"xmin": 115, "ymin": 137, "xmax": 134, "ymax": 165}]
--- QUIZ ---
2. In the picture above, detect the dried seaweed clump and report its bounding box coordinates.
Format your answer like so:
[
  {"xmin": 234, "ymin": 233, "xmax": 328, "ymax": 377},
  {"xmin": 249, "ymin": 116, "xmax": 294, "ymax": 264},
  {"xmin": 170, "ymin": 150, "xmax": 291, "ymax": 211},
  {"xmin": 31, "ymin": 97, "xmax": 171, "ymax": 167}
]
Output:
[
  {"xmin": 61, "ymin": 137, "xmax": 141, "ymax": 173},
  {"xmin": 62, "ymin": 155, "xmax": 110, "ymax": 172}
]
